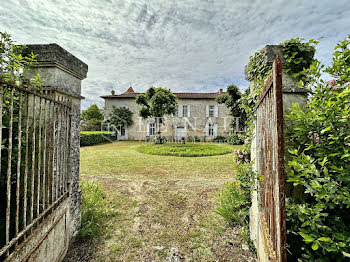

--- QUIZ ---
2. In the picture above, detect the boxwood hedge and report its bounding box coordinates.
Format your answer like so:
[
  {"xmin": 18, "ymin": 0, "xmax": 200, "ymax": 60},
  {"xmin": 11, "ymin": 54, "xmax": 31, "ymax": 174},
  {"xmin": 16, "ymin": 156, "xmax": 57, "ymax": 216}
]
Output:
[{"xmin": 80, "ymin": 131, "xmax": 117, "ymax": 146}]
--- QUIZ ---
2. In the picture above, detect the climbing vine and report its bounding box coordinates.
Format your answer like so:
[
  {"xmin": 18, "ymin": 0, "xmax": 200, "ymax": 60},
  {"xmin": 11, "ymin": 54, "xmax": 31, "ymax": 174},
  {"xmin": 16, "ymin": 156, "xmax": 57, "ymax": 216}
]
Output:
[{"xmin": 240, "ymin": 38, "xmax": 318, "ymax": 145}]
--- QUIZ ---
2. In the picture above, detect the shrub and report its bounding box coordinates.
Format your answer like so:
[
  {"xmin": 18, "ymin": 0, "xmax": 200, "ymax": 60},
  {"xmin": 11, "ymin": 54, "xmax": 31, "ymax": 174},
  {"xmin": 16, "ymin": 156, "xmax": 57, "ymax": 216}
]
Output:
[
  {"xmin": 285, "ymin": 36, "xmax": 350, "ymax": 260},
  {"xmin": 79, "ymin": 181, "xmax": 113, "ymax": 238},
  {"xmin": 228, "ymin": 133, "xmax": 245, "ymax": 145},
  {"xmin": 213, "ymin": 136, "xmax": 227, "ymax": 143},
  {"xmin": 233, "ymin": 148, "xmax": 250, "ymax": 165},
  {"xmin": 216, "ymin": 182, "xmax": 249, "ymax": 226},
  {"xmin": 80, "ymin": 131, "xmax": 117, "ymax": 146},
  {"xmin": 80, "ymin": 119, "xmax": 103, "ymax": 131},
  {"xmin": 216, "ymin": 163, "xmax": 254, "ymax": 226}
]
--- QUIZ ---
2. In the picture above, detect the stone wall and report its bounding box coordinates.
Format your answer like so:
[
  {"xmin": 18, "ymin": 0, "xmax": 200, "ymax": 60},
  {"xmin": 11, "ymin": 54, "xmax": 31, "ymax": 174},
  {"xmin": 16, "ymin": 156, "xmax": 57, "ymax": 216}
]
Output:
[{"xmin": 6, "ymin": 44, "xmax": 88, "ymax": 262}]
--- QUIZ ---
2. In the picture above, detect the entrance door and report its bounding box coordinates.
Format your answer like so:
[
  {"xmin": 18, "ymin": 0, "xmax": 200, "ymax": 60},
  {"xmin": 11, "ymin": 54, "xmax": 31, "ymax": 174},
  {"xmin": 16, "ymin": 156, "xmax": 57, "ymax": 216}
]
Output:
[
  {"xmin": 176, "ymin": 127, "xmax": 185, "ymax": 140},
  {"xmin": 118, "ymin": 125, "xmax": 128, "ymax": 140}
]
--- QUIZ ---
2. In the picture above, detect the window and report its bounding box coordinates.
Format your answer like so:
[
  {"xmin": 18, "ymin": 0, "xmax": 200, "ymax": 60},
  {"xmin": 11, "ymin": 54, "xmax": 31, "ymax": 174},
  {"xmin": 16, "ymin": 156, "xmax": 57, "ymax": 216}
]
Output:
[
  {"xmin": 208, "ymin": 124, "xmax": 214, "ymax": 136},
  {"xmin": 209, "ymin": 105, "xmax": 215, "ymax": 117},
  {"xmin": 149, "ymin": 123, "xmax": 156, "ymax": 136},
  {"xmin": 120, "ymin": 125, "xmax": 126, "ymax": 136},
  {"xmin": 183, "ymin": 105, "xmax": 188, "ymax": 117}
]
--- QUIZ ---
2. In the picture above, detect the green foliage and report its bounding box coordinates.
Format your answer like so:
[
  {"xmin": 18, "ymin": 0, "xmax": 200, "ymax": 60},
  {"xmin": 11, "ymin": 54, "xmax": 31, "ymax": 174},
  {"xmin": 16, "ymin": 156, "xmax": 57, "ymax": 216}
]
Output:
[
  {"xmin": 136, "ymin": 87, "xmax": 177, "ymax": 141},
  {"xmin": 213, "ymin": 136, "xmax": 227, "ymax": 143},
  {"xmin": 104, "ymin": 106, "xmax": 134, "ymax": 129},
  {"xmin": 81, "ymin": 119, "xmax": 103, "ymax": 131},
  {"xmin": 81, "ymin": 104, "xmax": 103, "ymax": 131},
  {"xmin": 82, "ymin": 104, "xmax": 103, "ymax": 121},
  {"xmin": 80, "ymin": 131, "xmax": 117, "ymax": 146},
  {"xmin": 79, "ymin": 181, "xmax": 117, "ymax": 238},
  {"xmin": 216, "ymin": 84, "xmax": 243, "ymax": 117},
  {"xmin": 216, "ymin": 163, "xmax": 254, "ymax": 226},
  {"xmin": 281, "ymin": 38, "xmax": 318, "ymax": 82},
  {"xmin": 136, "ymin": 87, "xmax": 177, "ymax": 119},
  {"xmin": 0, "ymin": 32, "xmax": 41, "ymax": 87},
  {"xmin": 216, "ymin": 182, "xmax": 249, "ymax": 226},
  {"xmin": 325, "ymin": 36, "xmax": 350, "ymax": 85},
  {"xmin": 228, "ymin": 133, "xmax": 245, "ymax": 145},
  {"xmin": 285, "ymin": 35, "xmax": 350, "ymax": 260},
  {"xmin": 242, "ymin": 38, "xmax": 317, "ymax": 142},
  {"xmin": 138, "ymin": 143, "xmax": 232, "ymax": 157}
]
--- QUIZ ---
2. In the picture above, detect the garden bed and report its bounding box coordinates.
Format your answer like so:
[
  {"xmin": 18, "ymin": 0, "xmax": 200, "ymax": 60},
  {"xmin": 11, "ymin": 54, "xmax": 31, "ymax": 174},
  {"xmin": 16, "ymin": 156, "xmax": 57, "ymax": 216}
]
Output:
[{"xmin": 137, "ymin": 142, "xmax": 233, "ymax": 157}]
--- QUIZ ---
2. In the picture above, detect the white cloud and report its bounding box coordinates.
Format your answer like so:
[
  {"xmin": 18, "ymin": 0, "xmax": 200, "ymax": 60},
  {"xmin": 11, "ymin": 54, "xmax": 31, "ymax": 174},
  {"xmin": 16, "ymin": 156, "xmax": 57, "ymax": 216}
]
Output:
[{"xmin": 1, "ymin": 0, "xmax": 349, "ymax": 108}]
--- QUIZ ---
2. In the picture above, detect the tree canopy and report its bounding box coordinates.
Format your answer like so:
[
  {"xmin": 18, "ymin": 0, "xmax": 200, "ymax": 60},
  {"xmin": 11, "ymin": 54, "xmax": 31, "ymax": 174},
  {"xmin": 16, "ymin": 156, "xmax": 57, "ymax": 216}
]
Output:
[
  {"xmin": 135, "ymin": 87, "xmax": 177, "ymax": 120},
  {"xmin": 104, "ymin": 106, "xmax": 133, "ymax": 128},
  {"xmin": 216, "ymin": 84, "xmax": 242, "ymax": 117},
  {"xmin": 82, "ymin": 104, "xmax": 104, "ymax": 122}
]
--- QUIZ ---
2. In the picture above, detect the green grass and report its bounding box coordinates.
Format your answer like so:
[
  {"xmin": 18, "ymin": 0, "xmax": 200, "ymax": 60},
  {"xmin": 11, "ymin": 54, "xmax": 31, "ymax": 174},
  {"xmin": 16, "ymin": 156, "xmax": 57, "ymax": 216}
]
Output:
[
  {"xmin": 137, "ymin": 142, "xmax": 233, "ymax": 157},
  {"xmin": 65, "ymin": 141, "xmax": 256, "ymax": 261},
  {"xmin": 80, "ymin": 141, "xmax": 240, "ymax": 180}
]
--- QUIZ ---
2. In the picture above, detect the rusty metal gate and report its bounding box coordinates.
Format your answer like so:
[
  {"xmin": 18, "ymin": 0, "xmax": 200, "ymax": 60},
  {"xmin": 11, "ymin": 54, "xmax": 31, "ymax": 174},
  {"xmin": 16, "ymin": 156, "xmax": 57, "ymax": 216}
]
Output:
[
  {"xmin": 0, "ymin": 79, "xmax": 72, "ymax": 260},
  {"xmin": 256, "ymin": 56, "xmax": 286, "ymax": 261}
]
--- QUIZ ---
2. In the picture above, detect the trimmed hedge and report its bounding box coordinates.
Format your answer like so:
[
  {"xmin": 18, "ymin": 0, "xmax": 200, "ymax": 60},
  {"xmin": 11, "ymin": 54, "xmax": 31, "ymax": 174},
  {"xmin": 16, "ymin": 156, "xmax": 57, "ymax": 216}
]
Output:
[{"xmin": 80, "ymin": 131, "xmax": 117, "ymax": 146}]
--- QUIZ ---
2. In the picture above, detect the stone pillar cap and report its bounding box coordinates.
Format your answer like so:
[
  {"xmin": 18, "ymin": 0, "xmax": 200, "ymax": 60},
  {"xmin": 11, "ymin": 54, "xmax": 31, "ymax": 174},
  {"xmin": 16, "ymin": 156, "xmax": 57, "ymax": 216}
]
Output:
[{"xmin": 24, "ymin": 44, "xmax": 88, "ymax": 80}]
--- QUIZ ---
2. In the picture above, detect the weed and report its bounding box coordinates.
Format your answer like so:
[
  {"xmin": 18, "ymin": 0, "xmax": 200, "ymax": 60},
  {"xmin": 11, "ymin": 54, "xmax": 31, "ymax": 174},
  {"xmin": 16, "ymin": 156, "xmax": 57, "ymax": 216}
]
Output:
[{"xmin": 78, "ymin": 181, "xmax": 117, "ymax": 238}]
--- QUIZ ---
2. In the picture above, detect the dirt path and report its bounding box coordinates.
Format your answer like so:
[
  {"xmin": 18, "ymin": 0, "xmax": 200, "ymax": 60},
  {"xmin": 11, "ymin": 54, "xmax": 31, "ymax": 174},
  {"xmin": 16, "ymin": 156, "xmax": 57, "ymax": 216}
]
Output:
[{"xmin": 64, "ymin": 142, "xmax": 256, "ymax": 261}]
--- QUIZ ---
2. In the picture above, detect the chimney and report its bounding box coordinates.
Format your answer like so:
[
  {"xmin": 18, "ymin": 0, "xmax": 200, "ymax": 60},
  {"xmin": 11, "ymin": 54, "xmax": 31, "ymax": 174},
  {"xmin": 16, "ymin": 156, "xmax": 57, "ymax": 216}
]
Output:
[
  {"xmin": 218, "ymin": 88, "xmax": 223, "ymax": 94},
  {"xmin": 111, "ymin": 90, "xmax": 115, "ymax": 95}
]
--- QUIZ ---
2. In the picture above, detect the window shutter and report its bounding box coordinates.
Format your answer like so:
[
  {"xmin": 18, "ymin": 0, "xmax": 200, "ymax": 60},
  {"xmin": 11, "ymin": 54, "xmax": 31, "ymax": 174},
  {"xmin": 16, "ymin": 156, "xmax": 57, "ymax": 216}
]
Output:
[
  {"xmin": 146, "ymin": 122, "xmax": 150, "ymax": 136},
  {"xmin": 214, "ymin": 106, "xmax": 219, "ymax": 117},
  {"xmin": 187, "ymin": 105, "xmax": 191, "ymax": 117},
  {"xmin": 178, "ymin": 105, "xmax": 183, "ymax": 117},
  {"xmin": 205, "ymin": 124, "xmax": 209, "ymax": 136},
  {"xmin": 213, "ymin": 124, "xmax": 218, "ymax": 137},
  {"xmin": 125, "ymin": 127, "xmax": 128, "ymax": 139},
  {"xmin": 206, "ymin": 105, "xmax": 209, "ymax": 117}
]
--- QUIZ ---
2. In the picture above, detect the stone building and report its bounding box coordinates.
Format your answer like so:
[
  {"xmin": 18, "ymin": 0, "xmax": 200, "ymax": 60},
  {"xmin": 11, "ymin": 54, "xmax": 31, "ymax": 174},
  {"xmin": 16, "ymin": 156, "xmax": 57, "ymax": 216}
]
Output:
[{"xmin": 101, "ymin": 87, "xmax": 233, "ymax": 141}]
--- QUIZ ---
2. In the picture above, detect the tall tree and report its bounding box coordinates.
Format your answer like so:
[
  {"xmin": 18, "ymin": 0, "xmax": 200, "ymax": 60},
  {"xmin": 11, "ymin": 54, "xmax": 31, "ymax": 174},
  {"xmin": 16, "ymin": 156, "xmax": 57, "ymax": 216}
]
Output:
[
  {"xmin": 81, "ymin": 104, "xmax": 104, "ymax": 131},
  {"xmin": 136, "ymin": 87, "xmax": 177, "ymax": 143},
  {"xmin": 81, "ymin": 104, "xmax": 103, "ymax": 121},
  {"xmin": 104, "ymin": 106, "xmax": 133, "ymax": 130}
]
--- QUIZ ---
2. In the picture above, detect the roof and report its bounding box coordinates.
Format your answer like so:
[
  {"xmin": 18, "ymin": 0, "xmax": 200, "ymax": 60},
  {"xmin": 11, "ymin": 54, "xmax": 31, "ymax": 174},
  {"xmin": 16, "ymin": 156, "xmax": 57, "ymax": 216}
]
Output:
[{"xmin": 101, "ymin": 87, "xmax": 224, "ymax": 99}]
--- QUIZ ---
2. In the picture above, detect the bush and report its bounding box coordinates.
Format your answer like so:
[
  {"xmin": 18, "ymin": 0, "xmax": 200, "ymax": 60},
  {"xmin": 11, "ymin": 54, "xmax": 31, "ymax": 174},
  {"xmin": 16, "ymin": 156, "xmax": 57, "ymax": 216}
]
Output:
[
  {"xmin": 80, "ymin": 131, "xmax": 117, "ymax": 146},
  {"xmin": 80, "ymin": 119, "xmax": 102, "ymax": 131},
  {"xmin": 213, "ymin": 136, "xmax": 227, "ymax": 143},
  {"xmin": 216, "ymin": 182, "xmax": 248, "ymax": 226},
  {"xmin": 216, "ymin": 163, "xmax": 254, "ymax": 226},
  {"xmin": 285, "ymin": 36, "xmax": 350, "ymax": 260},
  {"xmin": 228, "ymin": 133, "xmax": 245, "ymax": 145},
  {"xmin": 79, "ymin": 181, "xmax": 113, "ymax": 238}
]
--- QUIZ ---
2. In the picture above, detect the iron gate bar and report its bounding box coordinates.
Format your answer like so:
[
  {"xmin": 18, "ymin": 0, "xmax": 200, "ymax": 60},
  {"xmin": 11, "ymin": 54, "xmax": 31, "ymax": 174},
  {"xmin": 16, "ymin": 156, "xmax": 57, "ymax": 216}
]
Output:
[
  {"xmin": 23, "ymin": 93, "xmax": 30, "ymax": 231},
  {"xmin": 15, "ymin": 92, "xmax": 23, "ymax": 244},
  {"xmin": 37, "ymin": 97, "xmax": 43, "ymax": 217},
  {"xmin": 0, "ymin": 191, "xmax": 69, "ymax": 257},
  {"xmin": 31, "ymin": 94, "xmax": 36, "ymax": 225},
  {"xmin": 0, "ymin": 81, "xmax": 72, "ymax": 108},
  {"xmin": 0, "ymin": 80, "xmax": 72, "ymax": 258},
  {"xmin": 6, "ymin": 87, "xmax": 14, "ymax": 256}
]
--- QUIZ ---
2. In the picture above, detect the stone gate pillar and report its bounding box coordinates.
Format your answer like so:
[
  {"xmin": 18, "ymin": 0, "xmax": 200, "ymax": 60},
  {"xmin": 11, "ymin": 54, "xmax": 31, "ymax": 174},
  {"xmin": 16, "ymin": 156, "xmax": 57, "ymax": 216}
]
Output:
[{"xmin": 24, "ymin": 44, "xmax": 88, "ymax": 237}]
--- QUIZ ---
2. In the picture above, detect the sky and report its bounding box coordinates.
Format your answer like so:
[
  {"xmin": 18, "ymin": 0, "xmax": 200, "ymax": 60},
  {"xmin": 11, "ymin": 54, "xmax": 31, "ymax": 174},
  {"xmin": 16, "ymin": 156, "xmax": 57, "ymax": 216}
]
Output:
[{"xmin": 0, "ymin": 0, "xmax": 349, "ymax": 109}]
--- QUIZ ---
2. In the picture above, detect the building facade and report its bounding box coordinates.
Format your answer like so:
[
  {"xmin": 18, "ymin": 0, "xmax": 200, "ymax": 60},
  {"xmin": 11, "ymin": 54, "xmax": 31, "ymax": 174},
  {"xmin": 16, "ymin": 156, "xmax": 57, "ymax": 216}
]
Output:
[{"xmin": 101, "ymin": 87, "xmax": 233, "ymax": 141}]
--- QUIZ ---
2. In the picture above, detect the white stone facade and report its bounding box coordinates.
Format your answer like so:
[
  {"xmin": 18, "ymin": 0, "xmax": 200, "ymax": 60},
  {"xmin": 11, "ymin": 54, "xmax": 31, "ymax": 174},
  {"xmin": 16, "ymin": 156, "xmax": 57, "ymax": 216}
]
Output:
[{"xmin": 102, "ymin": 88, "xmax": 233, "ymax": 141}]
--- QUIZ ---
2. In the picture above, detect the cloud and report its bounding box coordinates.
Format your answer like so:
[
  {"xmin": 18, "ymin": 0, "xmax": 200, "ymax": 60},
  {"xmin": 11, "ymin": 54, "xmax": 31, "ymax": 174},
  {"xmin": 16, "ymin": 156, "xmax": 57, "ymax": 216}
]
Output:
[{"xmin": 0, "ymin": 0, "xmax": 349, "ymax": 109}]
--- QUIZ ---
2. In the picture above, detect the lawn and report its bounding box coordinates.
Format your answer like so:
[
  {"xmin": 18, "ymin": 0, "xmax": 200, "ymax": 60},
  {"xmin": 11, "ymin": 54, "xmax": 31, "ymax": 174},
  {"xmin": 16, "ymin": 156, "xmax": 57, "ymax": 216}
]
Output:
[{"xmin": 64, "ymin": 141, "xmax": 256, "ymax": 262}]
